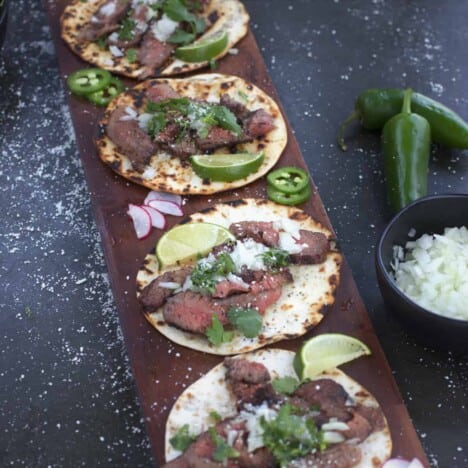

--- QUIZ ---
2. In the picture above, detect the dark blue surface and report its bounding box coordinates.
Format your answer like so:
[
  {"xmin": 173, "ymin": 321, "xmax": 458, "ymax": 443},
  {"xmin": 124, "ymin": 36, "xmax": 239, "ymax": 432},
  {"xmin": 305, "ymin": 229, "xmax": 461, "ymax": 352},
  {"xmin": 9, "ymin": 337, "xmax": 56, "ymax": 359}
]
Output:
[{"xmin": 0, "ymin": 1, "xmax": 467, "ymax": 466}]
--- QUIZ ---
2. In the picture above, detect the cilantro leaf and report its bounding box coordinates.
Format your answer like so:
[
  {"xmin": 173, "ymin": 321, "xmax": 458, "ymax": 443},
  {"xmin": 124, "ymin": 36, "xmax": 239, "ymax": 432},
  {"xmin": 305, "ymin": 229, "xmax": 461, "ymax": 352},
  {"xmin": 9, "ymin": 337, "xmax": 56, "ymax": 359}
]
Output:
[
  {"xmin": 125, "ymin": 48, "xmax": 138, "ymax": 63},
  {"xmin": 118, "ymin": 16, "xmax": 136, "ymax": 41},
  {"xmin": 169, "ymin": 424, "xmax": 196, "ymax": 451},
  {"xmin": 163, "ymin": 0, "xmax": 196, "ymax": 23},
  {"xmin": 259, "ymin": 248, "xmax": 291, "ymax": 271},
  {"xmin": 209, "ymin": 410, "xmax": 222, "ymax": 422},
  {"xmin": 211, "ymin": 105, "xmax": 242, "ymax": 135},
  {"xmin": 208, "ymin": 428, "xmax": 240, "ymax": 462},
  {"xmin": 167, "ymin": 29, "xmax": 195, "ymax": 45},
  {"xmin": 146, "ymin": 113, "xmax": 167, "ymax": 139},
  {"xmin": 272, "ymin": 376, "xmax": 300, "ymax": 395},
  {"xmin": 260, "ymin": 403, "xmax": 327, "ymax": 466},
  {"xmin": 227, "ymin": 307, "xmax": 262, "ymax": 338},
  {"xmin": 205, "ymin": 315, "xmax": 233, "ymax": 346}
]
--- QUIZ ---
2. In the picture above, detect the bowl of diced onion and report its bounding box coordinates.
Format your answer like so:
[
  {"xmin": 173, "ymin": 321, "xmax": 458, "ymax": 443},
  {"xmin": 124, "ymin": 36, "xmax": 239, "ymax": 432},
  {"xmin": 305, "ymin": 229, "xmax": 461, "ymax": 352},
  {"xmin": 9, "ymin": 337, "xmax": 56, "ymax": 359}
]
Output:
[{"xmin": 375, "ymin": 194, "xmax": 468, "ymax": 354}]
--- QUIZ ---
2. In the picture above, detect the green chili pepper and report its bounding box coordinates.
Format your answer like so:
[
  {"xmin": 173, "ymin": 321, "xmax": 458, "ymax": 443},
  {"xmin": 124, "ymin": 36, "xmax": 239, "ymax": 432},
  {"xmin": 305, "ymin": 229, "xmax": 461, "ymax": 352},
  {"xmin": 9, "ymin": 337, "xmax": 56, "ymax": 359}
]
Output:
[
  {"xmin": 87, "ymin": 76, "xmax": 125, "ymax": 107},
  {"xmin": 382, "ymin": 89, "xmax": 431, "ymax": 213},
  {"xmin": 267, "ymin": 167, "xmax": 309, "ymax": 194},
  {"xmin": 267, "ymin": 183, "xmax": 311, "ymax": 206},
  {"xmin": 338, "ymin": 88, "xmax": 468, "ymax": 150},
  {"xmin": 67, "ymin": 68, "xmax": 112, "ymax": 96}
]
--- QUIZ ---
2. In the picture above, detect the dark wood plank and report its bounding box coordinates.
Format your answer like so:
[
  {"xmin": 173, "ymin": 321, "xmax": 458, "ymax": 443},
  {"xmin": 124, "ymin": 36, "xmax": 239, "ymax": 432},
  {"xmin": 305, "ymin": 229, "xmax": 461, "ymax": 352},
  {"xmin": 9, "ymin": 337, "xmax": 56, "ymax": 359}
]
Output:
[{"xmin": 44, "ymin": 2, "xmax": 428, "ymax": 465}]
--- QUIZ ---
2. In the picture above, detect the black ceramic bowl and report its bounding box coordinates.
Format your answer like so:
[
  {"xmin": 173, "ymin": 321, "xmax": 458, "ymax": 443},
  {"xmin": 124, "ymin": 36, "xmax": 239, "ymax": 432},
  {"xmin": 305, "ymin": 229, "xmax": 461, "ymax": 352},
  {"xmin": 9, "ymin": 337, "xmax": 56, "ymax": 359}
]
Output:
[
  {"xmin": 0, "ymin": 0, "xmax": 8, "ymax": 51},
  {"xmin": 375, "ymin": 194, "xmax": 468, "ymax": 354}
]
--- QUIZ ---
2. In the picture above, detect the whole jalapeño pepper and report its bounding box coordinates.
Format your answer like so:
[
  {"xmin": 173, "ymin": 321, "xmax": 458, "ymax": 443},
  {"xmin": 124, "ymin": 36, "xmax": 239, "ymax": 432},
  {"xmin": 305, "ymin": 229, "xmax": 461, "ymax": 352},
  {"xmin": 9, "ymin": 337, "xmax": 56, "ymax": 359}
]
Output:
[
  {"xmin": 382, "ymin": 89, "xmax": 431, "ymax": 213},
  {"xmin": 338, "ymin": 88, "xmax": 468, "ymax": 150}
]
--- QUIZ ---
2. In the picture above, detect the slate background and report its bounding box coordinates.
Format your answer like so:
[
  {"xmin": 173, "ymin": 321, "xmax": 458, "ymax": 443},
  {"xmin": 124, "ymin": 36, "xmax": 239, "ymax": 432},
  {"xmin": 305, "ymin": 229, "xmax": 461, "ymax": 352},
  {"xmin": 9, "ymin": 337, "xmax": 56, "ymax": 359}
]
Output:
[{"xmin": 0, "ymin": 0, "xmax": 467, "ymax": 466}]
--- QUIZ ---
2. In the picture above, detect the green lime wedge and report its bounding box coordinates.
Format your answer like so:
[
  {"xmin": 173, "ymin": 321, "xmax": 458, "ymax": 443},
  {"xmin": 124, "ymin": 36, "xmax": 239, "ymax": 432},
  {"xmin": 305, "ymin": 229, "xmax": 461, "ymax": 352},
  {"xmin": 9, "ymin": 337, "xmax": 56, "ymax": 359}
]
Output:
[
  {"xmin": 293, "ymin": 334, "xmax": 371, "ymax": 380},
  {"xmin": 156, "ymin": 222, "xmax": 235, "ymax": 268},
  {"xmin": 191, "ymin": 152, "xmax": 264, "ymax": 182},
  {"xmin": 174, "ymin": 31, "xmax": 229, "ymax": 63}
]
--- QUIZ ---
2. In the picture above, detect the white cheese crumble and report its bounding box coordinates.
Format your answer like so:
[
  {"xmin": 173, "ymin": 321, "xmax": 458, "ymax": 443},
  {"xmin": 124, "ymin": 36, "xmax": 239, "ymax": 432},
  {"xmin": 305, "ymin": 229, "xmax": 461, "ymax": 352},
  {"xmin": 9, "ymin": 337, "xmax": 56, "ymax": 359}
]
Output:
[
  {"xmin": 137, "ymin": 113, "xmax": 153, "ymax": 130},
  {"xmin": 99, "ymin": 2, "xmax": 116, "ymax": 17},
  {"xmin": 120, "ymin": 107, "xmax": 138, "ymax": 121},
  {"xmin": 230, "ymin": 239, "xmax": 269, "ymax": 271},
  {"xmin": 109, "ymin": 45, "xmax": 124, "ymax": 57},
  {"xmin": 151, "ymin": 14, "xmax": 179, "ymax": 42},
  {"xmin": 392, "ymin": 226, "xmax": 468, "ymax": 320}
]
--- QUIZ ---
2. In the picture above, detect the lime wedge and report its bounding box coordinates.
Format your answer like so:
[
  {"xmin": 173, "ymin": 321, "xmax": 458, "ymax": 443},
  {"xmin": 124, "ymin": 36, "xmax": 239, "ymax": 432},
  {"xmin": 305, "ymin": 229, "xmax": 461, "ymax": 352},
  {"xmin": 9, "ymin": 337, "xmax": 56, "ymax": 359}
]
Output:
[
  {"xmin": 191, "ymin": 152, "xmax": 264, "ymax": 182},
  {"xmin": 293, "ymin": 334, "xmax": 371, "ymax": 380},
  {"xmin": 174, "ymin": 31, "xmax": 229, "ymax": 63},
  {"xmin": 156, "ymin": 222, "xmax": 235, "ymax": 268}
]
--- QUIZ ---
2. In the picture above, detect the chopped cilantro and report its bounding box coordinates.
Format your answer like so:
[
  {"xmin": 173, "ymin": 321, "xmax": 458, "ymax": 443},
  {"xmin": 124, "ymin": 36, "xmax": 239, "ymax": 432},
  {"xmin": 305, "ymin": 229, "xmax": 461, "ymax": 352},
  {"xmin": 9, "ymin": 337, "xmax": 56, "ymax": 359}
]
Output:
[
  {"xmin": 95, "ymin": 35, "xmax": 107, "ymax": 50},
  {"xmin": 146, "ymin": 113, "xmax": 167, "ymax": 139},
  {"xmin": 260, "ymin": 403, "xmax": 327, "ymax": 467},
  {"xmin": 238, "ymin": 91, "xmax": 249, "ymax": 102},
  {"xmin": 211, "ymin": 105, "xmax": 242, "ymax": 135},
  {"xmin": 118, "ymin": 16, "xmax": 136, "ymax": 41},
  {"xmin": 167, "ymin": 29, "xmax": 195, "ymax": 45},
  {"xmin": 125, "ymin": 48, "xmax": 138, "ymax": 63},
  {"xmin": 227, "ymin": 307, "xmax": 262, "ymax": 338},
  {"xmin": 190, "ymin": 253, "xmax": 236, "ymax": 294},
  {"xmin": 208, "ymin": 428, "xmax": 240, "ymax": 462},
  {"xmin": 208, "ymin": 58, "xmax": 217, "ymax": 70},
  {"xmin": 209, "ymin": 410, "xmax": 222, "ymax": 422},
  {"xmin": 272, "ymin": 376, "xmax": 300, "ymax": 395},
  {"xmin": 169, "ymin": 424, "xmax": 196, "ymax": 451},
  {"xmin": 259, "ymin": 248, "xmax": 291, "ymax": 271},
  {"xmin": 205, "ymin": 315, "xmax": 234, "ymax": 346}
]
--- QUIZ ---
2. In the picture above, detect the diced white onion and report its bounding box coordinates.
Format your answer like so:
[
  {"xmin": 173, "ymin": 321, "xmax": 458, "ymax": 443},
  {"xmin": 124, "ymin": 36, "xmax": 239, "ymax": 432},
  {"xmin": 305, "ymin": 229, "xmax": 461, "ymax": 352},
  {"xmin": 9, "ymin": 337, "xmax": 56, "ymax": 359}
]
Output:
[
  {"xmin": 158, "ymin": 282, "xmax": 180, "ymax": 289},
  {"xmin": 109, "ymin": 45, "xmax": 124, "ymax": 57},
  {"xmin": 99, "ymin": 2, "xmax": 116, "ymax": 17},
  {"xmin": 323, "ymin": 431, "xmax": 346, "ymax": 444},
  {"xmin": 392, "ymin": 226, "xmax": 468, "ymax": 320},
  {"xmin": 151, "ymin": 14, "xmax": 179, "ymax": 42},
  {"xmin": 321, "ymin": 421, "xmax": 350, "ymax": 431}
]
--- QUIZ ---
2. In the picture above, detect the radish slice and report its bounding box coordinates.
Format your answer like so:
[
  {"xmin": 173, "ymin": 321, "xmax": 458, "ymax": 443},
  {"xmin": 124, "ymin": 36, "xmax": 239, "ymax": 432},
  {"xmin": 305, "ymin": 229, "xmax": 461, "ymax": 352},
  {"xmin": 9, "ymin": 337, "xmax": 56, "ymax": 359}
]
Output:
[
  {"xmin": 144, "ymin": 190, "xmax": 182, "ymax": 207},
  {"xmin": 142, "ymin": 205, "xmax": 166, "ymax": 229},
  {"xmin": 127, "ymin": 204, "xmax": 152, "ymax": 239},
  {"xmin": 147, "ymin": 199, "xmax": 184, "ymax": 216},
  {"xmin": 383, "ymin": 459, "xmax": 424, "ymax": 468}
]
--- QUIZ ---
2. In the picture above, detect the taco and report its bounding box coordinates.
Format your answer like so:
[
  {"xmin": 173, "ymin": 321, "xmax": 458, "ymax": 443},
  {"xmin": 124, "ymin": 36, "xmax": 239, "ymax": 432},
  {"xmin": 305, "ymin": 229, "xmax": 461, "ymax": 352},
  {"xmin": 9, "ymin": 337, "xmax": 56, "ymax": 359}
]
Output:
[
  {"xmin": 61, "ymin": 0, "xmax": 249, "ymax": 79},
  {"xmin": 97, "ymin": 73, "xmax": 287, "ymax": 195},
  {"xmin": 164, "ymin": 348, "xmax": 392, "ymax": 466},
  {"xmin": 136, "ymin": 199, "xmax": 342, "ymax": 355}
]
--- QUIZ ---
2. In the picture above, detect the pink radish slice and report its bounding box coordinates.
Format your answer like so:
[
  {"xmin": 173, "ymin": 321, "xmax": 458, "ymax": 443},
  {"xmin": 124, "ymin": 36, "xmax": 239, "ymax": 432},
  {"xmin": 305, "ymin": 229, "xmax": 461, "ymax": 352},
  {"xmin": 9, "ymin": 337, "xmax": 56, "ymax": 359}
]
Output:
[
  {"xmin": 142, "ymin": 205, "xmax": 166, "ymax": 229},
  {"xmin": 383, "ymin": 459, "xmax": 424, "ymax": 468},
  {"xmin": 127, "ymin": 204, "xmax": 152, "ymax": 239},
  {"xmin": 147, "ymin": 199, "xmax": 184, "ymax": 216},
  {"xmin": 144, "ymin": 190, "xmax": 182, "ymax": 207}
]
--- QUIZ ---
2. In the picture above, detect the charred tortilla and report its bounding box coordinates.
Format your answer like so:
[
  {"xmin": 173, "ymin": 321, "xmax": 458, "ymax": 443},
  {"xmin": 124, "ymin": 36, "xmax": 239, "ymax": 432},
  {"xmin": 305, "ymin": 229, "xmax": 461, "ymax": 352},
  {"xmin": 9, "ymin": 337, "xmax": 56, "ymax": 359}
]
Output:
[
  {"xmin": 61, "ymin": 0, "xmax": 249, "ymax": 79},
  {"xmin": 165, "ymin": 348, "xmax": 392, "ymax": 466},
  {"xmin": 136, "ymin": 199, "xmax": 342, "ymax": 355},
  {"xmin": 97, "ymin": 74, "xmax": 287, "ymax": 194}
]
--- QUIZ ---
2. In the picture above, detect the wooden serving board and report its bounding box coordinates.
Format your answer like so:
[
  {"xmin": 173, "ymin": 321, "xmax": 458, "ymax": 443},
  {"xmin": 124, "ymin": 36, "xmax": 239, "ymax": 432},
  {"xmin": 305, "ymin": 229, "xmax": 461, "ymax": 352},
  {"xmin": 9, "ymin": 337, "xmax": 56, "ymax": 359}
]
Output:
[{"xmin": 45, "ymin": 2, "xmax": 428, "ymax": 465}]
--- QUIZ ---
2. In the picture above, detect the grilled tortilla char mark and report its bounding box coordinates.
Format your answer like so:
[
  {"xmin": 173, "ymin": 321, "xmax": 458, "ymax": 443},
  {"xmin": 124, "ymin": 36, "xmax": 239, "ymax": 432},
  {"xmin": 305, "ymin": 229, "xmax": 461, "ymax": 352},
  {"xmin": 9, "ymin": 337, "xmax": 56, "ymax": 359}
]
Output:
[
  {"xmin": 78, "ymin": 0, "xmax": 131, "ymax": 42},
  {"xmin": 106, "ymin": 105, "xmax": 156, "ymax": 172}
]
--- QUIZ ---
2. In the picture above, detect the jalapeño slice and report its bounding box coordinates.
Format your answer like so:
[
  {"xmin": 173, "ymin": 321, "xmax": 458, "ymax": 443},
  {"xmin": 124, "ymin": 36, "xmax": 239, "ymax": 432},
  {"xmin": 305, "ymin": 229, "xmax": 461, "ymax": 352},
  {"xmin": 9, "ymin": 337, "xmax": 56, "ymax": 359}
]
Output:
[
  {"xmin": 267, "ymin": 166, "xmax": 309, "ymax": 194},
  {"xmin": 87, "ymin": 76, "xmax": 125, "ymax": 107},
  {"xmin": 267, "ymin": 183, "xmax": 311, "ymax": 206},
  {"xmin": 67, "ymin": 68, "xmax": 112, "ymax": 95}
]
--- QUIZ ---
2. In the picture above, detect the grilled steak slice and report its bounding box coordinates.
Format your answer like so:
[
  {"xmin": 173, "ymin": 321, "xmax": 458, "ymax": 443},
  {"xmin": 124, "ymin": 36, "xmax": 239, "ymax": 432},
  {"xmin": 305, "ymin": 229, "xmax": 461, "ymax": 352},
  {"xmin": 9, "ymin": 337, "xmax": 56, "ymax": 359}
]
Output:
[
  {"xmin": 154, "ymin": 122, "xmax": 180, "ymax": 145},
  {"xmin": 107, "ymin": 4, "xmax": 149, "ymax": 48},
  {"xmin": 229, "ymin": 221, "xmax": 280, "ymax": 247},
  {"xmin": 78, "ymin": 0, "xmax": 131, "ymax": 42},
  {"xmin": 106, "ymin": 105, "xmax": 156, "ymax": 172},
  {"xmin": 249, "ymin": 270, "xmax": 293, "ymax": 294},
  {"xmin": 341, "ymin": 410, "xmax": 372, "ymax": 442},
  {"xmin": 164, "ymin": 291, "xmax": 228, "ymax": 334},
  {"xmin": 293, "ymin": 379, "xmax": 351, "ymax": 421},
  {"xmin": 138, "ymin": 31, "xmax": 174, "ymax": 79},
  {"xmin": 162, "ymin": 134, "xmax": 198, "ymax": 159},
  {"xmin": 291, "ymin": 443, "xmax": 362, "ymax": 468},
  {"xmin": 196, "ymin": 126, "xmax": 252, "ymax": 152},
  {"xmin": 290, "ymin": 230, "xmax": 329, "ymax": 265},
  {"xmin": 220, "ymin": 94, "xmax": 250, "ymax": 120},
  {"xmin": 243, "ymin": 109, "xmax": 276, "ymax": 138},
  {"xmin": 355, "ymin": 404, "xmax": 386, "ymax": 432},
  {"xmin": 224, "ymin": 358, "xmax": 277, "ymax": 408},
  {"xmin": 146, "ymin": 83, "xmax": 181, "ymax": 102},
  {"xmin": 139, "ymin": 267, "xmax": 192, "ymax": 311},
  {"xmin": 213, "ymin": 277, "xmax": 250, "ymax": 298}
]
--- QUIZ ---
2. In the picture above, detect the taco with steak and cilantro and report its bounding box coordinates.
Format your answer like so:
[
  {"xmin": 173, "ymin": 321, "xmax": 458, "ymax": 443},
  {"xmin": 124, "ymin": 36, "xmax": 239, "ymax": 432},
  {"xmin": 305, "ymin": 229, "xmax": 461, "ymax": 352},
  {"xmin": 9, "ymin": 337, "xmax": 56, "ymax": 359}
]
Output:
[
  {"xmin": 61, "ymin": 0, "xmax": 249, "ymax": 79},
  {"xmin": 136, "ymin": 199, "xmax": 342, "ymax": 355},
  {"xmin": 97, "ymin": 73, "xmax": 287, "ymax": 194},
  {"xmin": 164, "ymin": 348, "xmax": 392, "ymax": 467}
]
